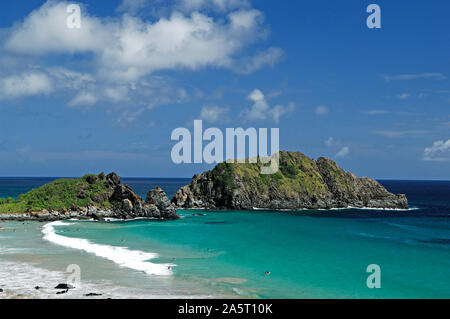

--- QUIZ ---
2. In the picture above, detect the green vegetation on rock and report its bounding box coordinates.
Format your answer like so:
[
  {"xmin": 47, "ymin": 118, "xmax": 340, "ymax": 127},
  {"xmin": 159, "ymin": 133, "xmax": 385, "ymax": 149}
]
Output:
[
  {"xmin": 172, "ymin": 151, "xmax": 409, "ymax": 210},
  {"xmin": 230, "ymin": 151, "xmax": 328, "ymax": 197},
  {"xmin": 211, "ymin": 162, "xmax": 238, "ymax": 191},
  {"xmin": 0, "ymin": 173, "xmax": 118, "ymax": 214}
]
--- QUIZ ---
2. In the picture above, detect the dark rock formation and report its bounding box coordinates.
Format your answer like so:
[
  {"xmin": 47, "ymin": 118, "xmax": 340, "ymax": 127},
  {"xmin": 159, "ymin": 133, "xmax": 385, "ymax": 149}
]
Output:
[
  {"xmin": 172, "ymin": 151, "xmax": 408, "ymax": 211},
  {"xmin": 103, "ymin": 185, "xmax": 179, "ymax": 220},
  {"xmin": 111, "ymin": 184, "xmax": 142, "ymax": 204},
  {"xmin": 76, "ymin": 190, "xmax": 89, "ymax": 199},
  {"xmin": 86, "ymin": 175, "xmax": 99, "ymax": 185},
  {"xmin": 55, "ymin": 284, "xmax": 75, "ymax": 290},
  {"xmin": 107, "ymin": 172, "xmax": 121, "ymax": 186},
  {"xmin": 145, "ymin": 187, "xmax": 179, "ymax": 220}
]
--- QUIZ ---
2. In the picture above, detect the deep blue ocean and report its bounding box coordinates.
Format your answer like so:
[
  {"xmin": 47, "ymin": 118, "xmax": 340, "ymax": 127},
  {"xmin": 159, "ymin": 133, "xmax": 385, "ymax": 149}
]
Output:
[{"xmin": 0, "ymin": 178, "xmax": 449, "ymax": 299}]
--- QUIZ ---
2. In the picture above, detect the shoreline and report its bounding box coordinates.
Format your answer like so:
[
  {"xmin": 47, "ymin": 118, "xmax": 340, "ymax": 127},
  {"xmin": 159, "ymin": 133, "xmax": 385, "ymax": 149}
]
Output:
[
  {"xmin": 0, "ymin": 204, "xmax": 419, "ymax": 222},
  {"xmin": 0, "ymin": 206, "xmax": 178, "ymax": 222},
  {"xmin": 1, "ymin": 193, "xmax": 449, "ymax": 299},
  {"xmin": 0, "ymin": 220, "xmax": 226, "ymax": 299},
  {"xmin": 0, "ymin": 260, "xmax": 216, "ymax": 300}
]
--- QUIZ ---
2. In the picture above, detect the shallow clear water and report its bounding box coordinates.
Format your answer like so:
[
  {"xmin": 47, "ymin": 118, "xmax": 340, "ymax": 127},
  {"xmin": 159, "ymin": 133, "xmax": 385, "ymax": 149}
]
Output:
[{"xmin": 1, "ymin": 178, "xmax": 449, "ymax": 298}]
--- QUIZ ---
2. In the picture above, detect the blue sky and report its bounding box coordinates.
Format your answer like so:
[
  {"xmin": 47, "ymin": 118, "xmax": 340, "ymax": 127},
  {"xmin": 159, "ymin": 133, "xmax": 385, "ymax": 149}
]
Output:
[{"xmin": 0, "ymin": 0, "xmax": 449, "ymax": 179}]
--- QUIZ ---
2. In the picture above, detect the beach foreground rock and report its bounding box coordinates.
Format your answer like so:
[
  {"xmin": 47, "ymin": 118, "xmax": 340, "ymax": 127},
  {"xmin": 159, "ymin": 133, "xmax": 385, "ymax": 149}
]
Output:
[{"xmin": 172, "ymin": 151, "xmax": 408, "ymax": 211}]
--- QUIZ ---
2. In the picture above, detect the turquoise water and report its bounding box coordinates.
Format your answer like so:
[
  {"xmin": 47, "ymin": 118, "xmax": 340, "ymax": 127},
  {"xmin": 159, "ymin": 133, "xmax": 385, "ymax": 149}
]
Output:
[
  {"xmin": 1, "ymin": 179, "xmax": 450, "ymax": 299},
  {"xmin": 49, "ymin": 209, "xmax": 450, "ymax": 299}
]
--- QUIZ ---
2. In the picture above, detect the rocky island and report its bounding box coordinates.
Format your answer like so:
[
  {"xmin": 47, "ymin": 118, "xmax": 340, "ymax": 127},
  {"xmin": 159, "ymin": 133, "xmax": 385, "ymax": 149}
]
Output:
[
  {"xmin": 0, "ymin": 151, "xmax": 409, "ymax": 221},
  {"xmin": 172, "ymin": 151, "xmax": 408, "ymax": 210},
  {"xmin": 0, "ymin": 172, "xmax": 179, "ymax": 221}
]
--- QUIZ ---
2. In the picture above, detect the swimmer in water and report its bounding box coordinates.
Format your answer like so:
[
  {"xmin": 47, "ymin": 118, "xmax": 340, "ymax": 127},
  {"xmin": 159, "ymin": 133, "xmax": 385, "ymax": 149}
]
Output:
[{"xmin": 265, "ymin": 271, "xmax": 271, "ymax": 276}]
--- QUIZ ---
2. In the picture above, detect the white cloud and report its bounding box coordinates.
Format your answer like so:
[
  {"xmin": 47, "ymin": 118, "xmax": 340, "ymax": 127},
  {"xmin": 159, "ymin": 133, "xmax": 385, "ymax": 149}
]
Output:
[
  {"xmin": 335, "ymin": 146, "xmax": 350, "ymax": 158},
  {"xmin": 0, "ymin": 72, "xmax": 53, "ymax": 98},
  {"xmin": 4, "ymin": 1, "xmax": 272, "ymax": 82},
  {"xmin": 245, "ymin": 89, "xmax": 269, "ymax": 121},
  {"xmin": 48, "ymin": 67, "xmax": 95, "ymax": 90},
  {"xmin": 315, "ymin": 105, "xmax": 329, "ymax": 116},
  {"xmin": 0, "ymin": 63, "xmax": 193, "ymax": 120},
  {"xmin": 271, "ymin": 102, "xmax": 295, "ymax": 124},
  {"xmin": 68, "ymin": 91, "xmax": 98, "ymax": 108},
  {"xmin": 235, "ymin": 47, "xmax": 284, "ymax": 74},
  {"xmin": 103, "ymin": 86, "xmax": 130, "ymax": 103},
  {"xmin": 111, "ymin": 81, "xmax": 190, "ymax": 126},
  {"xmin": 326, "ymin": 137, "xmax": 348, "ymax": 159},
  {"xmin": 242, "ymin": 89, "xmax": 294, "ymax": 123},
  {"xmin": 423, "ymin": 139, "xmax": 450, "ymax": 162},
  {"xmin": 200, "ymin": 105, "xmax": 229, "ymax": 123},
  {"xmin": 382, "ymin": 73, "xmax": 446, "ymax": 82},
  {"xmin": 5, "ymin": 1, "xmax": 111, "ymax": 55},
  {"xmin": 0, "ymin": 0, "xmax": 282, "ymax": 124}
]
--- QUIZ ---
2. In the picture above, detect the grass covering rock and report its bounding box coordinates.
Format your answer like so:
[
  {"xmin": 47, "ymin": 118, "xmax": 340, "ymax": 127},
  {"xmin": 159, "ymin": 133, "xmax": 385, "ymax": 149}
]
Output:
[{"xmin": 0, "ymin": 172, "xmax": 179, "ymax": 221}]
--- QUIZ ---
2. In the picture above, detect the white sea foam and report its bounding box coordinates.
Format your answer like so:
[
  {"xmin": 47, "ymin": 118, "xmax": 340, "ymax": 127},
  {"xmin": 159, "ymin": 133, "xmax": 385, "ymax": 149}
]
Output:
[
  {"xmin": 252, "ymin": 207, "xmax": 306, "ymax": 211},
  {"xmin": 346, "ymin": 206, "xmax": 419, "ymax": 212},
  {"xmin": 103, "ymin": 217, "xmax": 153, "ymax": 222},
  {"xmin": 0, "ymin": 247, "xmax": 30, "ymax": 254},
  {"xmin": 42, "ymin": 221, "xmax": 175, "ymax": 276},
  {"xmin": 252, "ymin": 206, "xmax": 419, "ymax": 212}
]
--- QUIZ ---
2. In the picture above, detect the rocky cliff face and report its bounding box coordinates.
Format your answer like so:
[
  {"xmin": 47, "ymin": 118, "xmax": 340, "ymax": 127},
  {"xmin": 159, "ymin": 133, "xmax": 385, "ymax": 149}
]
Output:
[
  {"xmin": 172, "ymin": 151, "xmax": 408, "ymax": 210},
  {"xmin": 71, "ymin": 172, "xmax": 179, "ymax": 221},
  {"xmin": 106, "ymin": 182, "xmax": 179, "ymax": 221}
]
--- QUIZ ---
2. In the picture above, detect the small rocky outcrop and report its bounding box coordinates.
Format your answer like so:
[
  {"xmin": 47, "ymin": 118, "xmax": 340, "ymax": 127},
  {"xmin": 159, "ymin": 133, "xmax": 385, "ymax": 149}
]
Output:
[
  {"xmin": 145, "ymin": 187, "xmax": 179, "ymax": 220},
  {"xmin": 103, "ymin": 184, "xmax": 179, "ymax": 220},
  {"xmin": 55, "ymin": 284, "xmax": 75, "ymax": 290},
  {"xmin": 106, "ymin": 172, "xmax": 121, "ymax": 186},
  {"xmin": 172, "ymin": 151, "xmax": 408, "ymax": 211}
]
